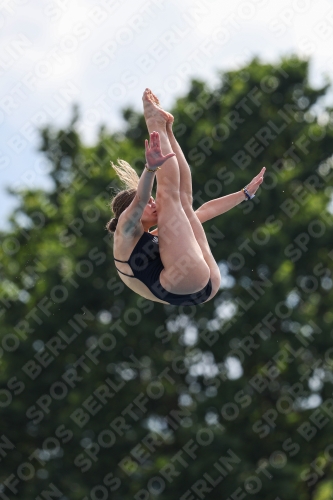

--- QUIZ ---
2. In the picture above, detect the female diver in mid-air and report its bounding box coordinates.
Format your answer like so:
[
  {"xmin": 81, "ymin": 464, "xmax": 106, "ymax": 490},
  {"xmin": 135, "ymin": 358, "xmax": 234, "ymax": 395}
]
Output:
[{"xmin": 106, "ymin": 89, "xmax": 266, "ymax": 306}]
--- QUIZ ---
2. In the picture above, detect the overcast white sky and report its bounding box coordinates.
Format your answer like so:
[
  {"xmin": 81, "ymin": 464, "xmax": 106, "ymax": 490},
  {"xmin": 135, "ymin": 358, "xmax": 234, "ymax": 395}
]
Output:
[{"xmin": 1, "ymin": 0, "xmax": 333, "ymax": 227}]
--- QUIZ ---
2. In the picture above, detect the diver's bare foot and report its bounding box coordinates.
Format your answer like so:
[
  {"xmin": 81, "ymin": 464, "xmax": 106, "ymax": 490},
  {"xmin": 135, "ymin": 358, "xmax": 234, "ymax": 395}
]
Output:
[
  {"xmin": 142, "ymin": 89, "xmax": 168, "ymax": 126},
  {"xmin": 147, "ymin": 89, "xmax": 174, "ymax": 124}
]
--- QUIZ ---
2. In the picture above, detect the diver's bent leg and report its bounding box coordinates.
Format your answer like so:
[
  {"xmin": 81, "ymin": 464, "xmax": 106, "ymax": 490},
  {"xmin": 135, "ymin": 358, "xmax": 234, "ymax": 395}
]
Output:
[
  {"xmin": 166, "ymin": 123, "xmax": 217, "ymax": 266},
  {"xmin": 148, "ymin": 122, "xmax": 210, "ymax": 292},
  {"xmin": 143, "ymin": 91, "xmax": 210, "ymax": 293},
  {"xmin": 143, "ymin": 89, "xmax": 221, "ymax": 298},
  {"xmin": 166, "ymin": 122, "xmax": 221, "ymax": 291}
]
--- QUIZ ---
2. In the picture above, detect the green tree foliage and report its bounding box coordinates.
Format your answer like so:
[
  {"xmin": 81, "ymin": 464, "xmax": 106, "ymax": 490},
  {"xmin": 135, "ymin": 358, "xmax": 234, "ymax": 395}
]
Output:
[{"xmin": 1, "ymin": 56, "xmax": 333, "ymax": 499}]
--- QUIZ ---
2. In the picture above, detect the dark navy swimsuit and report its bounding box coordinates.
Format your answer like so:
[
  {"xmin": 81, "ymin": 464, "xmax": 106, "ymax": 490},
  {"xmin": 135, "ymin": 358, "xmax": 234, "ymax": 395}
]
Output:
[{"xmin": 114, "ymin": 232, "xmax": 212, "ymax": 306}]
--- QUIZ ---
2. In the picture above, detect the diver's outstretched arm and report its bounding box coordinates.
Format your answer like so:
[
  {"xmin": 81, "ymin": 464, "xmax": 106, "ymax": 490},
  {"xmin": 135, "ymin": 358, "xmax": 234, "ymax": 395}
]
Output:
[
  {"xmin": 166, "ymin": 120, "xmax": 266, "ymax": 222},
  {"xmin": 195, "ymin": 167, "xmax": 266, "ymax": 223},
  {"xmin": 149, "ymin": 167, "xmax": 266, "ymax": 235}
]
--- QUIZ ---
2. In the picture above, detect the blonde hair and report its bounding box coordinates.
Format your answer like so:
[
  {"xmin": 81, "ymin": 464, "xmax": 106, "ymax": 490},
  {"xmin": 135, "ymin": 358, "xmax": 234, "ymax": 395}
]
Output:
[
  {"xmin": 107, "ymin": 159, "xmax": 140, "ymax": 234},
  {"xmin": 111, "ymin": 159, "xmax": 139, "ymax": 190}
]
